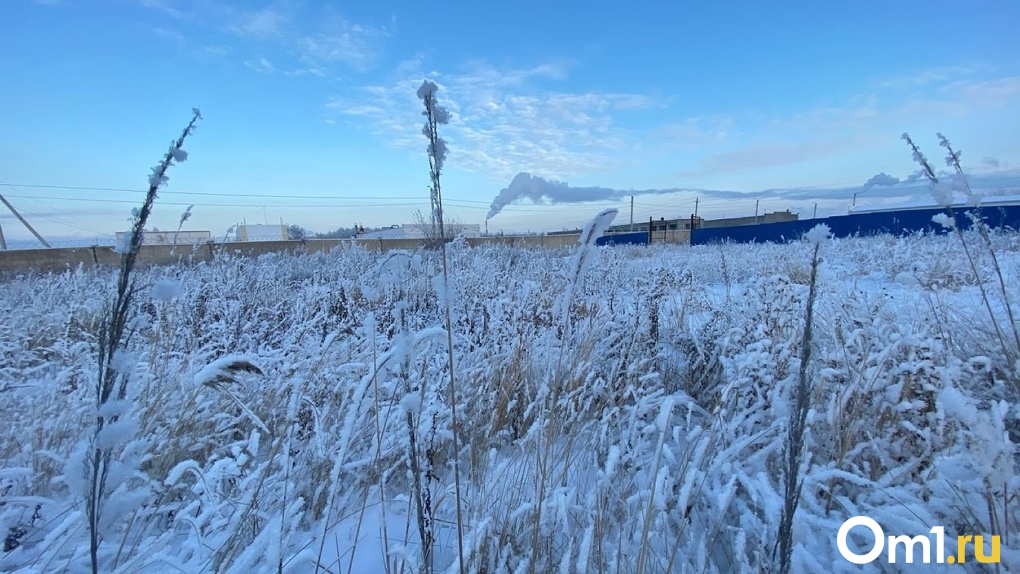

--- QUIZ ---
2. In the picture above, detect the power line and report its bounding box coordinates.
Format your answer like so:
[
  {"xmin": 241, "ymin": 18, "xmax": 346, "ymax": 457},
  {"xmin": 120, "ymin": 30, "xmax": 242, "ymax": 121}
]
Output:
[
  {"xmin": 17, "ymin": 188, "xmax": 116, "ymax": 236},
  {"xmin": 0, "ymin": 182, "xmax": 430, "ymax": 201},
  {"xmin": 0, "ymin": 182, "xmax": 640, "ymax": 211},
  {"xmin": 0, "ymin": 193, "xmax": 435, "ymax": 209},
  {"xmin": 0, "ymin": 182, "xmax": 518, "ymax": 207}
]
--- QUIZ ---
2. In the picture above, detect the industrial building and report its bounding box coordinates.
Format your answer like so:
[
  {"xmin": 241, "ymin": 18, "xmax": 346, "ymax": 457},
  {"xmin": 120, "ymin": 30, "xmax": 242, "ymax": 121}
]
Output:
[{"xmin": 234, "ymin": 224, "xmax": 288, "ymax": 242}]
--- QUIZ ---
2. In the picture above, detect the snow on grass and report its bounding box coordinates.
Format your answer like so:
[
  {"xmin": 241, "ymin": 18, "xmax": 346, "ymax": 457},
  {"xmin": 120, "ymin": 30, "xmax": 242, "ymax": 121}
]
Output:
[{"xmin": 0, "ymin": 231, "xmax": 1018, "ymax": 572}]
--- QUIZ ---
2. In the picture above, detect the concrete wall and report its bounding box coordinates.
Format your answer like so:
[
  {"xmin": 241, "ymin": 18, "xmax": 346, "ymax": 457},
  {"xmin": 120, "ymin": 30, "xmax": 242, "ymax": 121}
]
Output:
[
  {"xmin": 652, "ymin": 229, "xmax": 691, "ymax": 244},
  {"xmin": 0, "ymin": 234, "xmax": 588, "ymax": 275},
  {"xmin": 699, "ymin": 211, "xmax": 798, "ymax": 229}
]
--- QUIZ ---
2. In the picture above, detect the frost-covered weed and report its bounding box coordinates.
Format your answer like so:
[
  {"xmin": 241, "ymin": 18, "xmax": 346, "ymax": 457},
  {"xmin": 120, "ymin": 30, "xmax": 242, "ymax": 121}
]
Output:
[{"xmin": 0, "ymin": 231, "xmax": 1018, "ymax": 572}]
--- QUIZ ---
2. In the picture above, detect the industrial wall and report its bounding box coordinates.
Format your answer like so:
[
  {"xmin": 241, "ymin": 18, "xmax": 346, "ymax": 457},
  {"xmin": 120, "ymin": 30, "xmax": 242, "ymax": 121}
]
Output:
[
  {"xmin": 597, "ymin": 232, "xmax": 649, "ymax": 246},
  {"xmin": 0, "ymin": 234, "xmax": 587, "ymax": 275},
  {"xmin": 690, "ymin": 205, "xmax": 1020, "ymax": 246},
  {"xmin": 114, "ymin": 230, "xmax": 213, "ymax": 245},
  {"xmin": 699, "ymin": 210, "xmax": 798, "ymax": 229}
]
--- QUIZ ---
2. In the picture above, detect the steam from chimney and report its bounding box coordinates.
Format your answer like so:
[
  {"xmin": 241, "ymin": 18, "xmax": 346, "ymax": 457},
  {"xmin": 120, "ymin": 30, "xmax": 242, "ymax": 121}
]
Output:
[{"xmin": 486, "ymin": 172, "xmax": 680, "ymax": 220}]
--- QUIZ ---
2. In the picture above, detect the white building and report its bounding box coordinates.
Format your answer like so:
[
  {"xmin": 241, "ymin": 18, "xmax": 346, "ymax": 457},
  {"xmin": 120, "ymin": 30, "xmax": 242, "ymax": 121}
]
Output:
[{"xmin": 235, "ymin": 224, "xmax": 287, "ymax": 242}]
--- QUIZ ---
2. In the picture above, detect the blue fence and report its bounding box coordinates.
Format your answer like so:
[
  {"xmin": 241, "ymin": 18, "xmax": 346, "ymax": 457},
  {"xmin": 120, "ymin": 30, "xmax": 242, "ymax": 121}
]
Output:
[
  {"xmin": 690, "ymin": 205, "xmax": 1020, "ymax": 246},
  {"xmin": 597, "ymin": 231, "xmax": 649, "ymax": 246}
]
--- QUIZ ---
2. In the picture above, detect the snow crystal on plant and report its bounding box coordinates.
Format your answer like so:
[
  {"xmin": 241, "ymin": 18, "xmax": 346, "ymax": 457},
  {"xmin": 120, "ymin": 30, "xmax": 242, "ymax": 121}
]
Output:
[
  {"xmin": 400, "ymin": 393, "xmax": 421, "ymax": 415},
  {"xmin": 931, "ymin": 212, "xmax": 955, "ymax": 230},
  {"xmin": 151, "ymin": 279, "xmax": 182, "ymax": 300},
  {"xmin": 148, "ymin": 166, "xmax": 168, "ymax": 188},
  {"xmin": 569, "ymin": 208, "xmax": 617, "ymax": 279},
  {"xmin": 603, "ymin": 445, "xmax": 620, "ymax": 479},
  {"xmin": 804, "ymin": 223, "xmax": 831, "ymax": 245},
  {"xmin": 111, "ymin": 348, "xmax": 134, "ymax": 374},
  {"xmin": 431, "ymin": 137, "xmax": 448, "ymax": 168},
  {"xmin": 169, "ymin": 147, "xmax": 188, "ymax": 162},
  {"xmin": 247, "ymin": 429, "xmax": 260, "ymax": 457},
  {"xmin": 95, "ymin": 417, "xmax": 138, "ymax": 450},
  {"xmin": 98, "ymin": 399, "xmax": 133, "ymax": 419},
  {"xmin": 432, "ymin": 105, "xmax": 450, "ymax": 124},
  {"xmin": 164, "ymin": 459, "xmax": 202, "ymax": 486},
  {"xmin": 656, "ymin": 396, "xmax": 675, "ymax": 432},
  {"xmin": 377, "ymin": 251, "xmax": 414, "ymax": 288},
  {"xmin": 417, "ymin": 80, "xmax": 439, "ymax": 100},
  {"xmin": 193, "ymin": 355, "xmax": 262, "ymax": 386}
]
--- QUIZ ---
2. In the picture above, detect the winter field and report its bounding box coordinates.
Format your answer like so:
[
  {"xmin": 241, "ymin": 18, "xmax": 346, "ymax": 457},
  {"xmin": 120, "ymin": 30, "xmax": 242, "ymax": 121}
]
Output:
[{"xmin": 1, "ymin": 227, "xmax": 1019, "ymax": 573}]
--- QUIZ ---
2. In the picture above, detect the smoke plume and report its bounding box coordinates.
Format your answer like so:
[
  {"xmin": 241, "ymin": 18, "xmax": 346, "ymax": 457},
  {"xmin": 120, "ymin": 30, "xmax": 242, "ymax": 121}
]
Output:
[
  {"xmin": 486, "ymin": 172, "xmax": 678, "ymax": 220},
  {"xmin": 862, "ymin": 172, "xmax": 899, "ymax": 191}
]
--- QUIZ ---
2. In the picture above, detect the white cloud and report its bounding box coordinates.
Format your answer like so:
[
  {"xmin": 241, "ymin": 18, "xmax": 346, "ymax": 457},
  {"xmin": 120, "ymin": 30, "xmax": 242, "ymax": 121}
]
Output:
[
  {"xmin": 659, "ymin": 116, "xmax": 735, "ymax": 147},
  {"xmin": 203, "ymin": 45, "xmax": 231, "ymax": 57},
  {"xmin": 297, "ymin": 25, "xmax": 386, "ymax": 72},
  {"xmin": 136, "ymin": 1, "xmax": 388, "ymax": 74},
  {"xmin": 283, "ymin": 67, "xmax": 327, "ymax": 77},
  {"xmin": 151, "ymin": 26, "xmax": 186, "ymax": 45},
  {"xmin": 676, "ymin": 70, "xmax": 1020, "ymax": 180},
  {"xmin": 136, "ymin": 0, "xmax": 189, "ymax": 20},
  {"xmin": 328, "ymin": 62, "xmax": 662, "ymax": 180},
  {"xmin": 233, "ymin": 6, "xmax": 289, "ymax": 39},
  {"xmin": 940, "ymin": 76, "xmax": 1020, "ymax": 106},
  {"xmin": 879, "ymin": 66, "xmax": 976, "ymax": 90},
  {"xmin": 323, "ymin": 55, "xmax": 1019, "ymax": 191},
  {"xmin": 685, "ymin": 137, "xmax": 866, "ymax": 177},
  {"xmin": 244, "ymin": 57, "xmax": 275, "ymax": 74}
]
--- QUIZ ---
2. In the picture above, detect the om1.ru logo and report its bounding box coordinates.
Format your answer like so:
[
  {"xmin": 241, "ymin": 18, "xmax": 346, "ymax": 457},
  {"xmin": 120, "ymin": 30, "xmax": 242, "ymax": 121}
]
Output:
[{"xmin": 837, "ymin": 516, "xmax": 1000, "ymax": 564}]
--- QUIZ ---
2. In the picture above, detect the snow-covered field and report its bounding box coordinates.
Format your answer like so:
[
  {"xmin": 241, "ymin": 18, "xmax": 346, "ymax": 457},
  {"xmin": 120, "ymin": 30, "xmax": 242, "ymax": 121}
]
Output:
[{"xmin": 1, "ymin": 230, "xmax": 1019, "ymax": 573}]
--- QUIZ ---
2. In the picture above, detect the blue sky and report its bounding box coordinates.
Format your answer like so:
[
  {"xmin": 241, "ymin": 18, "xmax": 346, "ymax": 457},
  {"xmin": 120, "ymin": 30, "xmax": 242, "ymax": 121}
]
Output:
[{"xmin": 1, "ymin": 0, "xmax": 1019, "ymax": 240}]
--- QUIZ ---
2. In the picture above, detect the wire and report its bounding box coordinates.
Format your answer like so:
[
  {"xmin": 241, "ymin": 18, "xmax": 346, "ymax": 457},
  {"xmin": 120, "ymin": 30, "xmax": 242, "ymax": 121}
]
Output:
[
  {"xmin": 14, "ymin": 206, "xmax": 115, "ymax": 236},
  {"xmin": 0, "ymin": 181, "xmax": 116, "ymax": 236},
  {"xmin": 0, "ymin": 182, "xmax": 430, "ymax": 202},
  {"xmin": 0, "ymin": 194, "xmax": 435, "ymax": 209}
]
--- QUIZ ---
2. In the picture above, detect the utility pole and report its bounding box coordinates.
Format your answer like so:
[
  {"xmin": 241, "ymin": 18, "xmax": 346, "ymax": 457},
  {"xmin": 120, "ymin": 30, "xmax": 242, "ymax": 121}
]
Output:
[
  {"xmin": 0, "ymin": 193, "xmax": 50, "ymax": 248},
  {"xmin": 694, "ymin": 197, "xmax": 699, "ymax": 219},
  {"xmin": 629, "ymin": 195, "xmax": 634, "ymax": 231},
  {"xmin": 813, "ymin": 203, "xmax": 818, "ymax": 219},
  {"xmin": 0, "ymin": 218, "xmax": 6, "ymax": 250},
  {"xmin": 754, "ymin": 199, "xmax": 760, "ymax": 224}
]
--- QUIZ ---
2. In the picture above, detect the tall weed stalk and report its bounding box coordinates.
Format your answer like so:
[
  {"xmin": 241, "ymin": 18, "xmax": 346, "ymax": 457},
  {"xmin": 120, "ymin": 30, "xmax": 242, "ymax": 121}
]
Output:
[
  {"xmin": 777, "ymin": 224, "xmax": 826, "ymax": 574},
  {"xmin": 417, "ymin": 79, "xmax": 465, "ymax": 574},
  {"xmin": 903, "ymin": 133, "xmax": 1020, "ymax": 389},
  {"xmin": 90, "ymin": 109, "xmax": 201, "ymax": 573}
]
